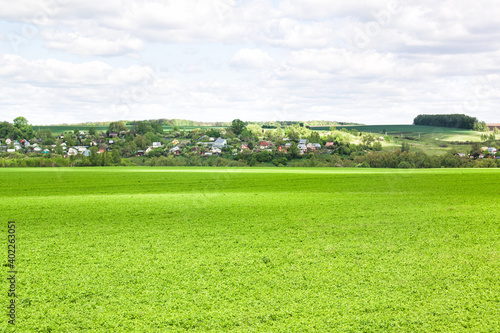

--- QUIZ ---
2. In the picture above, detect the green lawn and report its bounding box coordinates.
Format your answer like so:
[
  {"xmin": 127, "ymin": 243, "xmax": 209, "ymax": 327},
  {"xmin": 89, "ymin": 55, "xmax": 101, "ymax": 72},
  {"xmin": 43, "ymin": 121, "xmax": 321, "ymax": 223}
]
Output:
[{"xmin": 1, "ymin": 167, "xmax": 499, "ymax": 332}]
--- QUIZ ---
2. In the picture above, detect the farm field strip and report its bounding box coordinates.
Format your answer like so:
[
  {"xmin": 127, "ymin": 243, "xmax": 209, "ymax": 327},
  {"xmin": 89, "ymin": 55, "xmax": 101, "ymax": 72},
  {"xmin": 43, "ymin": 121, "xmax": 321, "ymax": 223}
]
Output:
[{"xmin": 1, "ymin": 168, "xmax": 499, "ymax": 332}]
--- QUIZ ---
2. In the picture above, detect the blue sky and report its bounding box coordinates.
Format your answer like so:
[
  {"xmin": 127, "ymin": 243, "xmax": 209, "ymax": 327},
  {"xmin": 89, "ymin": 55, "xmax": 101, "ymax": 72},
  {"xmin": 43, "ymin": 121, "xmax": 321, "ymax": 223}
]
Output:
[{"xmin": 0, "ymin": 0, "xmax": 499, "ymax": 125}]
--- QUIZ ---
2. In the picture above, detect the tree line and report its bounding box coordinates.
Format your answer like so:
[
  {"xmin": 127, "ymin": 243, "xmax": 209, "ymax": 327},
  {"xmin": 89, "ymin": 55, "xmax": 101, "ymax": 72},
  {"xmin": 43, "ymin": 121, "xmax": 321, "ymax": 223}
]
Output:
[{"xmin": 413, "ymin": 114, "xmax": 489, "ymax": 131}]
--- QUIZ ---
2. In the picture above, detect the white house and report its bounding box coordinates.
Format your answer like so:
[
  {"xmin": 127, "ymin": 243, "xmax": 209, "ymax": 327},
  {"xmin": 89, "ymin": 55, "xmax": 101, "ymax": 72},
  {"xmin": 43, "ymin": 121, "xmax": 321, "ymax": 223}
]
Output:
[
  {"xmin": 214, "ymin": 138, "xmax": 227, "ymax": 148},
  {"xmin": 169, "ymin": 146, "xmax": 181, "ymax": 154},
  {"xmin": 67, "ymin": 148, "xmax": 78, "ymax": 156}
]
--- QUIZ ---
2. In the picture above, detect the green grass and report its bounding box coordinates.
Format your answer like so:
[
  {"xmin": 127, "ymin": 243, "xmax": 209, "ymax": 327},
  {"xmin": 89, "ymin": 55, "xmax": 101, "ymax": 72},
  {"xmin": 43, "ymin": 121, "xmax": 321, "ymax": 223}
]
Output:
[
  {"xmin": 311, "ymin": 124, "xmax": 477, "ymax": 134},
  {"xmin": 33, "ymin": 125, "xmax": 227, "ymax": 135},
  {"xmin": 1, "ymin": 167, "xmax": 500, "ymax": 332},
  {"xmin": 33, "ymin": 125, "xmax": 110, "ymax": 135},
  {"xmin": 308, "ymin": 124, "xmax": 485, "ymax": 155}
]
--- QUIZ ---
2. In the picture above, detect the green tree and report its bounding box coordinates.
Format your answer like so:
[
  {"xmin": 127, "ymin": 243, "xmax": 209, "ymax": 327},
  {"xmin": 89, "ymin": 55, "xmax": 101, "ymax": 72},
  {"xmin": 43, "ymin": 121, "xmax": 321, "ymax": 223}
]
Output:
[
  {"xmin": 12, "ymin": 116, "xmax": 34, "ymax": 139},
  {"xmin": 66, "ymin": 137, "xmax": 75, "ymax": 147},
  {"xmin": 107, "ymin": 122, "xmax": 127, "ymax": 134},
  {"xmin": 0, "ymin": 121, "xmax": 14, "ymax": 138},
  {"xmin": 361, "ymin": 134, "xmax": 375, "ymax": 146},
  {"xmin": 398, "ymin": 161, "xmax": 412, "ymax": 169},
  {"xmin": 286, "ymin": 143, "xmax": 300, "ymax": 159},
  {"xmin": 54, "ymin": 141, "xmax": 64, "ymax": 155},
  {"xmin": 136, "ymin": 122, "xmax": 154, "ymax": 135},
  {"xmin": 401, "ymin": 141, "xmax": 411, "ymax": 153},
  {"xmin": 151, "ymin": 122, "xmax": 164, "ymax": 134},
  {"xmin": 37, "ymin": 129, "xmax": 55, "ymax": 145},
  {"xmin": 246, "ymin": 124, "xmax": 262, "ymax": 137},
  {"xmin": 13, "ymin": 116, "xmax": 28, "ymax": 128},
  {"xmin": 230, "ymin": 119, "xmax": 246, "ymax": 135},
  {"xmin": 134, "ymin": 134, "xmax": 150, "ymax": 149},
  {"xmin": 89, "ymin": 126, "xmax": 96, "ymax": 136},
  {"xmin": 112, "ymin": 149, "xmax": 122, "ymax": 165}
]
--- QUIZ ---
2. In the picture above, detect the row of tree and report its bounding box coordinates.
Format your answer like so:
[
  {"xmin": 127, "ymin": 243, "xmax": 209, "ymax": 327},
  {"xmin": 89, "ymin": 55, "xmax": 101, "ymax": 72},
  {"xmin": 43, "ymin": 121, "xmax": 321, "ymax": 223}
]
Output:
[{"xmin": 413, "ymin": 114, "xmax": 488, "ymax": 130}]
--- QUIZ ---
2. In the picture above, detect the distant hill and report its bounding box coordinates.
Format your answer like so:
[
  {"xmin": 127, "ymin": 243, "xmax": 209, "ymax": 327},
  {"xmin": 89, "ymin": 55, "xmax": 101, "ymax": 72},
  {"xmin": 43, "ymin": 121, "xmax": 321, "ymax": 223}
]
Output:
[{"xmin": 308, "ymin": 124, "xmax": 476, "ymax": 134}]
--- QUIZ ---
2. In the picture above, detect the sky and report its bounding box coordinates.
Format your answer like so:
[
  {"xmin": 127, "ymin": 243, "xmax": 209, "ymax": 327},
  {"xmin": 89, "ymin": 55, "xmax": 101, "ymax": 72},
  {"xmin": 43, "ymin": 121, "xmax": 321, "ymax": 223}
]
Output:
[{"xmin": 0, "ymin": 0, "xmax": 499, "ymax": 125}]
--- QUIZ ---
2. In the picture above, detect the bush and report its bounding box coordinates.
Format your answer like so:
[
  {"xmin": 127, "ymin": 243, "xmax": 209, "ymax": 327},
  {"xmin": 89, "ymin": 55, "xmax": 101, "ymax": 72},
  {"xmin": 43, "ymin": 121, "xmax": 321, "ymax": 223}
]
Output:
[
  {"xmin": 372, "ymin": 142, "xmax": 383, "ymax": 151},
  {"xmin": 398, "ymin": 161, "xmax": 412, "ymax": 169}
]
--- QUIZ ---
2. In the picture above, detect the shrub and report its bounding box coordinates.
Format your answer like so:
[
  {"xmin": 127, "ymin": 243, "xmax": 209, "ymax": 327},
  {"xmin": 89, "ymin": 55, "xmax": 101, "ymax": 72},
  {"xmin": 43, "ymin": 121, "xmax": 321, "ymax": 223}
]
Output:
[{"xmin": 398, "ymin": 161, "xmax": 412, "ymax": 169}]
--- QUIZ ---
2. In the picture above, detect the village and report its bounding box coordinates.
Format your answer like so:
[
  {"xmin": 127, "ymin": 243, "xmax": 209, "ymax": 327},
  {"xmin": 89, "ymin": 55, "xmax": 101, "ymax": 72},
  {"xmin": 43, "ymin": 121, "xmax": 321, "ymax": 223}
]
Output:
[{"xmin": 1, "ymin": 118, "xmax": 499, "ymax": 168}]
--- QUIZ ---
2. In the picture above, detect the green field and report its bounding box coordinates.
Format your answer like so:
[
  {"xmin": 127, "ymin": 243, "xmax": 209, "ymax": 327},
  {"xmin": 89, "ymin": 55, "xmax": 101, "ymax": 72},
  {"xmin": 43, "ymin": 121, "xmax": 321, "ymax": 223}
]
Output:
[
  {"xmin": 32, "ymin": 125, "xmax": 110, "ymax": 135},
  {"xmin": 310, "ymin": 124, "xmax": 476, "ymax": 134},
  {"xmin": 32, "ymin": 125, "xmax": 227, "ymax": 135},
  {"xmin": 2, "ymin": 168, "xmax": 500, "ymax": 332},
  {"xmin": 308, "ymin": 125, "xmax": 485, "ymax": 155}
]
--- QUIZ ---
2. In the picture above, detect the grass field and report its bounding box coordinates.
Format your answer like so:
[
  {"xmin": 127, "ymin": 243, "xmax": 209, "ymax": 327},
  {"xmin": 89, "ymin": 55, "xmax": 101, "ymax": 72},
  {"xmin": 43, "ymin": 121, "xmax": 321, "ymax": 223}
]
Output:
[
  {"xmin": 309, "ymin": 124, "xmax": 485, "ymax": 155},
  {"xmin": 32, "ymin": 125, "xmax": 227, "ymax": 135},
  {"xmin": 2, "ymin": 167, "xmax": 500, "ymax": 332},
  {"xmin": 310, "ymin": 124, "xmax": 477, "ymax": 135}
]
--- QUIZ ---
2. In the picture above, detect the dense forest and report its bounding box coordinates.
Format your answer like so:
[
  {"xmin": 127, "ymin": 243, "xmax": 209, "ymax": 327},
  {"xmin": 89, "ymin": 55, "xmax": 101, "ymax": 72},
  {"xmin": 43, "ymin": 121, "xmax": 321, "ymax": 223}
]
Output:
[{"xmin": 413, "ymin": 114, "xmax": 488, "ymax": 130}]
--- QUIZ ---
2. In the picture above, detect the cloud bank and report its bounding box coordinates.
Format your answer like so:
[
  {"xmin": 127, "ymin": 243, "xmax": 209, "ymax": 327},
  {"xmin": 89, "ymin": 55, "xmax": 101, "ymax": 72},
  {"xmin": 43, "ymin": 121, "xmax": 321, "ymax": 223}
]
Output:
[{"xmin": 0, "ymin": 0, "xmax": 499, "ymax": 124}]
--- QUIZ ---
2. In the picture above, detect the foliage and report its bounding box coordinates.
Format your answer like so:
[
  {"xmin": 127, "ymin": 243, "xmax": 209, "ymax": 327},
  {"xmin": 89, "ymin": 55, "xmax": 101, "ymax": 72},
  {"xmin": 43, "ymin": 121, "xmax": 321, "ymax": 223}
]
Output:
[
  {"xmin": 0, "ymin": 117, "xmax": 35, "ymax": 140},
  {"xmin": 107, "ymin": 121, "xmax": 128, "ymax": 134},
  {"xmin": 413, "ymin": 114, "xmax": 478, "ymax": 130},
  {"xmin": 401, "ymin": 141, "xmax": 411, "ymax": 153},
  {"xmin": 229, "ymin": 119, "xmax": 246, "ymax": 135}
]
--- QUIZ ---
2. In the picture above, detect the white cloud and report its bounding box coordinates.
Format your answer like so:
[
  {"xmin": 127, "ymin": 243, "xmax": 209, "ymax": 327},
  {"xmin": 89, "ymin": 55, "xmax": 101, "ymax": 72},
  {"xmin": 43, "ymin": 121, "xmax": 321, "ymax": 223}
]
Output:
[
  {"xmin": 1, "ymin": 0, "xmax": 500, "ymax": 124},
  {"xmin": 42, "ymin": 30, "xmax": 144, "ymax": 57},
  {"xmin": 0, "ymin": 54, "xmax": 159, "ymax": 86},
  {"xmin": 230, "ymin": 48, "xmax": 275, "ymax": 69}
]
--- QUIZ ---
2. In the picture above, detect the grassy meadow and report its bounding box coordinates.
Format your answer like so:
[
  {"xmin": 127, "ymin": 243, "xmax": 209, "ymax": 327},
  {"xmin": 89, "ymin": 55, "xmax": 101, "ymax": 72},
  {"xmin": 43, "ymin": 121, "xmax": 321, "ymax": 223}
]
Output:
[
  {"xmin": 32, "ymin": 125, "xmax": 226, "ymax": 135},
  {"xmin": 309, "ymin": 125, "xmax": 485, "ymax": 156},
  {"xmin": 1, "ymin": 167, "xmax": 500, "ymax": 332},
  {"xmin": 311, "ymin": 124, "xmax": 477, "ymax": 135}
]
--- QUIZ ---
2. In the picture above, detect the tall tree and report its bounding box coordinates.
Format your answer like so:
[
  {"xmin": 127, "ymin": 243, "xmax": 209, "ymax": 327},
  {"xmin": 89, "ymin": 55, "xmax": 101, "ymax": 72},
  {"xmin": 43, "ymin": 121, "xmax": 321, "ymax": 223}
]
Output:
[
  {"xmin": 230, "ymin": 119, "xmax": 246, "ymax": 135},
  {"xmin": 107, "ymin": 122, "xmax": 127, "ymax": 134},
  {"xmin": 12, "ymin": 116, "xmax": 34, "ymax": 139}
]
